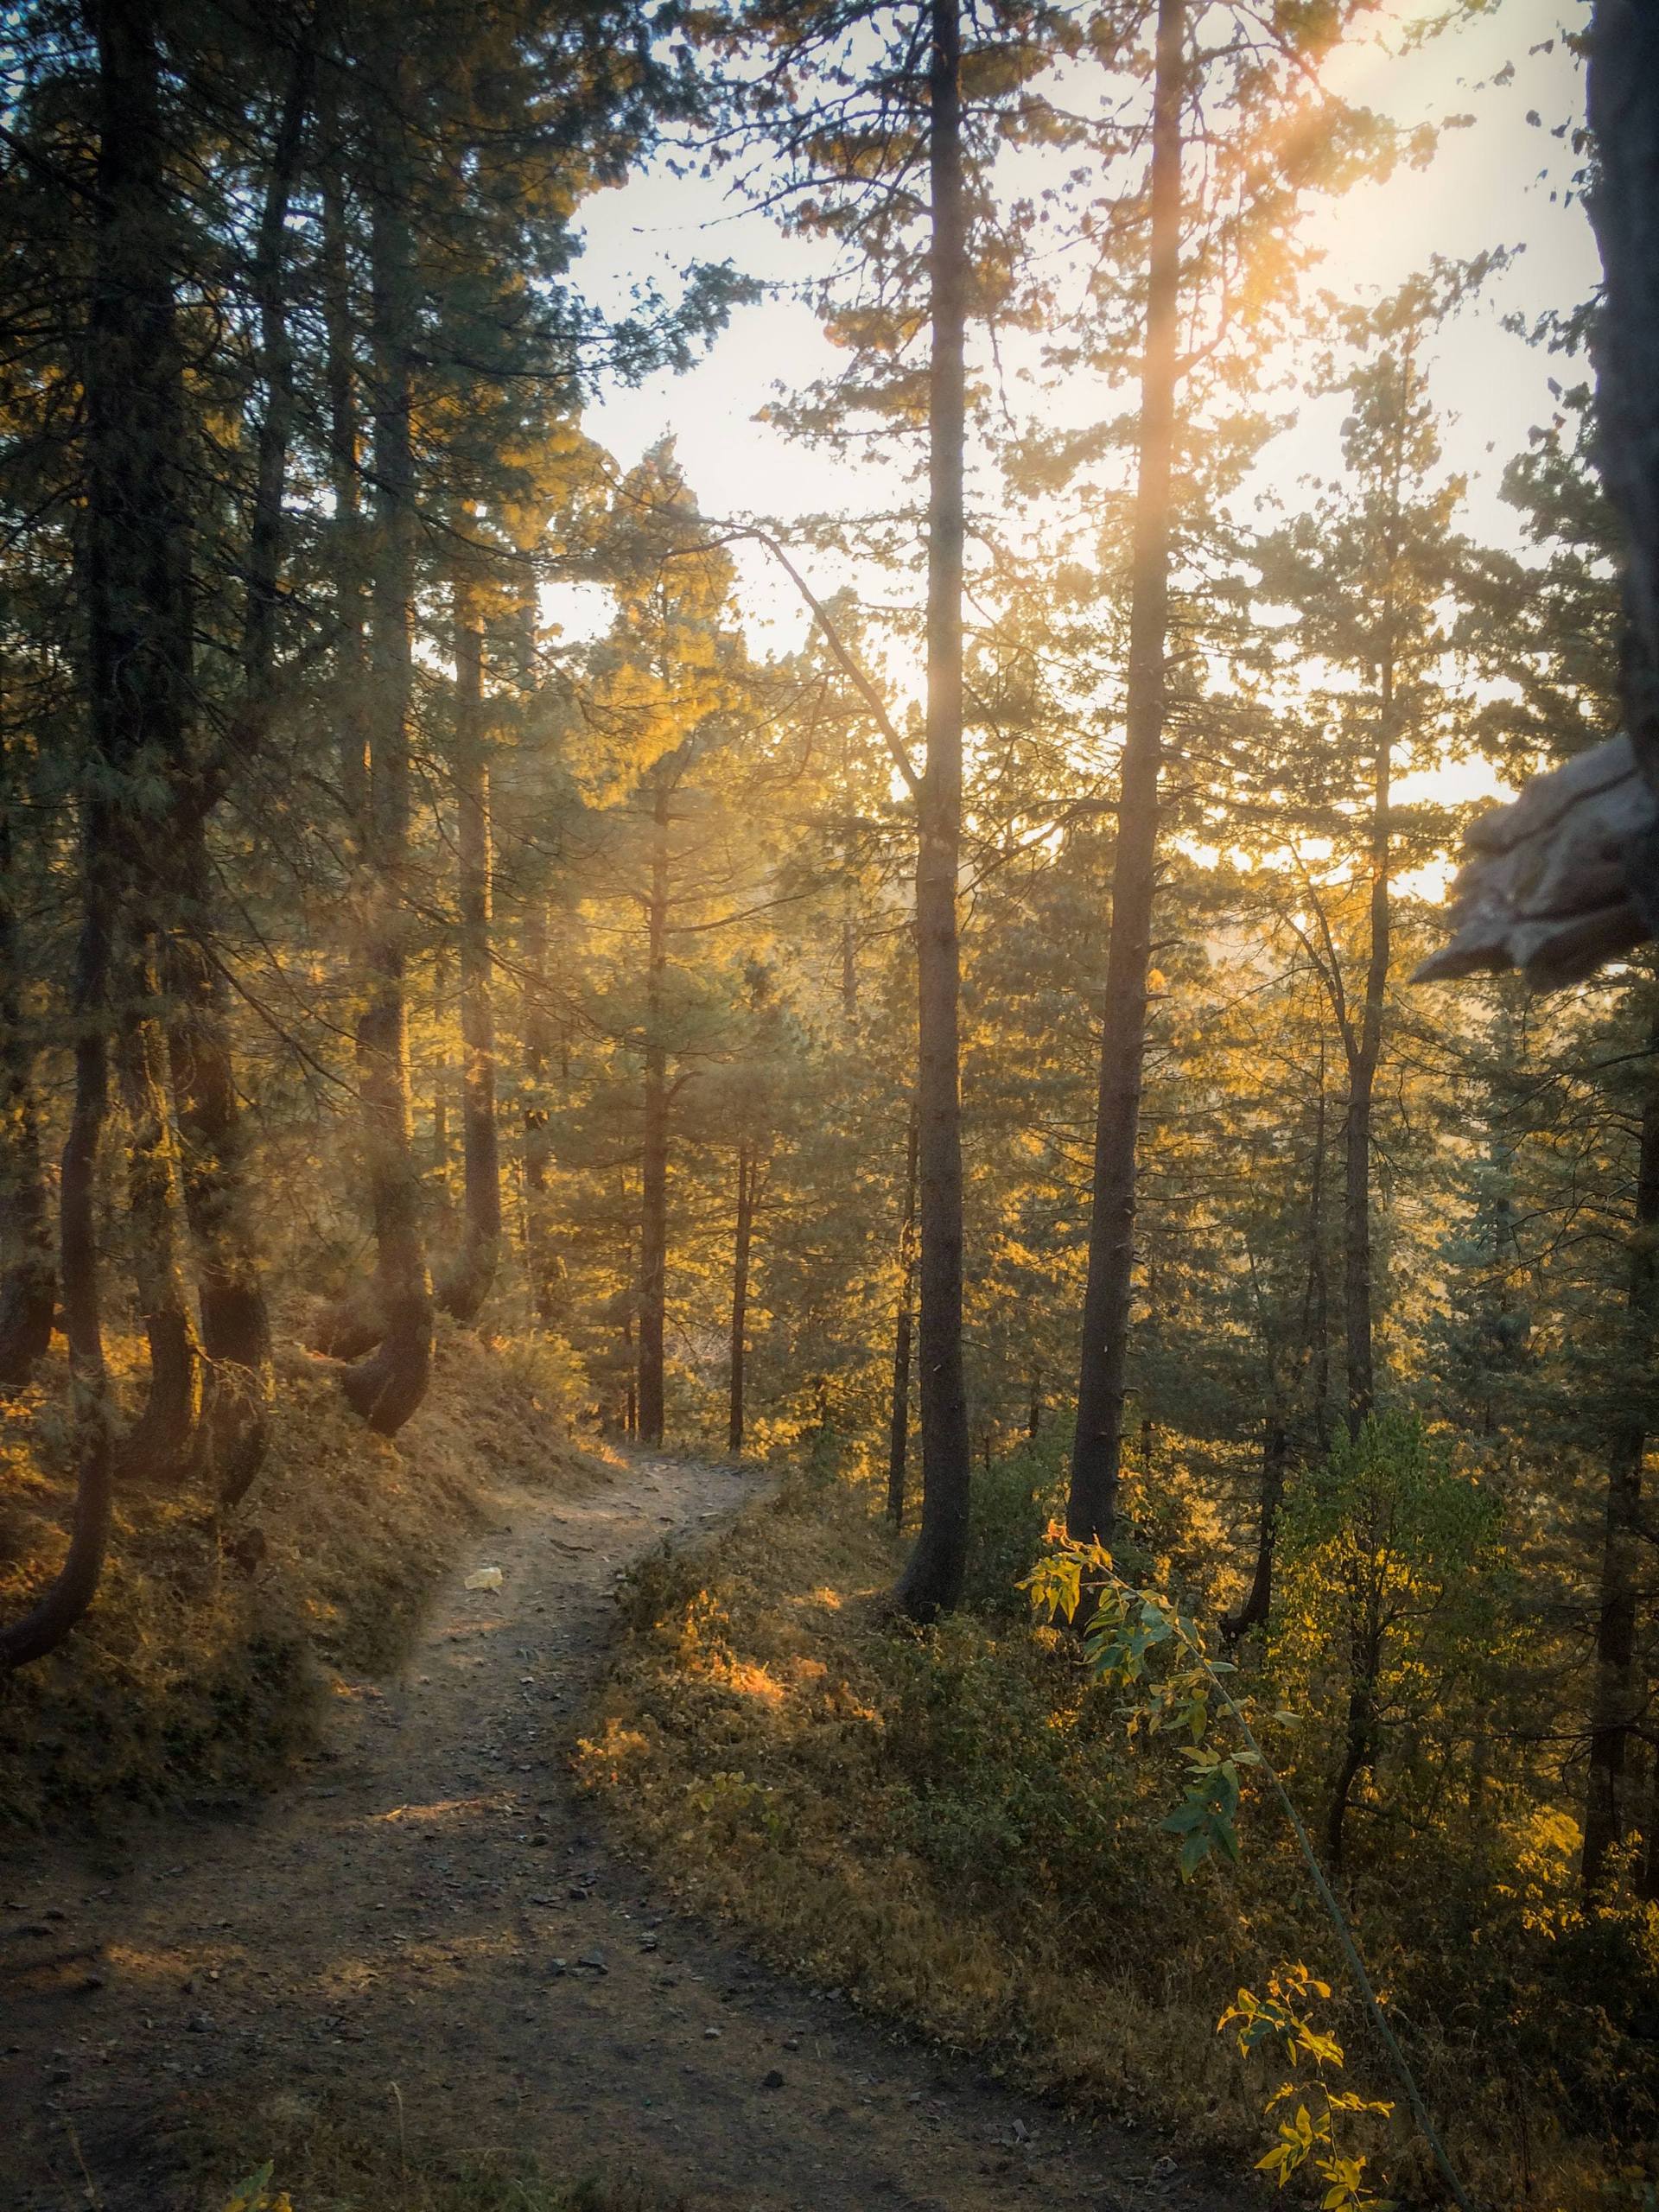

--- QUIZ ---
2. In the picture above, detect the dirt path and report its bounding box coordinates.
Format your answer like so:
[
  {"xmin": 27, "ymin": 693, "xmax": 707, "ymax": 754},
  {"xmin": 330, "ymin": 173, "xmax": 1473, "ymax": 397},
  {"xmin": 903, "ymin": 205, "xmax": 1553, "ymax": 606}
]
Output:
[{"xmin": 3, "ymin": 1451, "xmax": 1227, "ymax": 2212}]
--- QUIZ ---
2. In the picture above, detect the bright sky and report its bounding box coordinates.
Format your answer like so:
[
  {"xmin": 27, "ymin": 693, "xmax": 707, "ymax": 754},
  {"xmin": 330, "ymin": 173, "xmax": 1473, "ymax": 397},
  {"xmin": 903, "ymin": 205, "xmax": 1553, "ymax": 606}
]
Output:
[{"xmin": 557, "ymin": 0, "xmax": 1598, "ymax": 861}]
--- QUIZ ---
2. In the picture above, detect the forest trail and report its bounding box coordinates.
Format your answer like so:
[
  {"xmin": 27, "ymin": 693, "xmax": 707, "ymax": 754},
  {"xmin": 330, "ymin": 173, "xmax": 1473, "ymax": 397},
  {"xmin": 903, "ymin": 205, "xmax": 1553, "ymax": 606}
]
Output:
[{"xmin": 2, "ymin": 1450, "xmax": 1227, "ymax": 2212}]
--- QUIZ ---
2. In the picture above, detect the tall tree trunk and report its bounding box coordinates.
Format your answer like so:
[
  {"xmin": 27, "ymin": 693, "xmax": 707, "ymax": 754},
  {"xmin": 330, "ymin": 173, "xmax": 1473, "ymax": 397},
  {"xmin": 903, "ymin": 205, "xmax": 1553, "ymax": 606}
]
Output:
[
  {"xmin": 116, "ymin": 950, "xmax": 207, "ymax": 1487},
  {"xmin": 159, "ymin": 51, "xmax": 303, "ymax": 1503},
  {"xmin": 1582, "ymin": 1024, "xmax": 1659, "ymax": 1895},
  {"xmin": 1066, "ymin": 0, "xmax": 1185, "ymax": 1548},
  {"xmin": 1341, "ymin": 348, "xmax": 1408, "ymax": 1437},
  {"xmin": 623, "ymin": 1303, "xmax": 637, "ymax": 1439},
  {"xmin": 239, "ymin": 37, "xmax": 310, "ymax": 696},
  {"xmin": 164, "ymin": 943, "xmax": 270, "ymax": 1502},
  {"xmin": 79, "ymin": 0, "xmax": 204, "ymax": 1484},
  {"xmin": 638, "ymin": 772, "xmax": 671, "ymax": 1446},
  {"xmin": 1226, "ymin": 1065, "xmax": 1333, "ymax": 1641},
  {"xmin": 728, "ymin": 1140, "xmax": 755, "ymax": 1453},
  {"xmin": 887, "ymin": 1102, "xmax": 919, "ymax": 1528},
  {"xmin": 1327, "ymin": 1664, "xmax": 1377, "ymax": 1876},
  {"xmin": 435, "ymin": 582, "xmax": 501, "ymax": 1322},
  {"xmin": 1, "ymin": 0, "xmax": 175, "ymax": 1656},
  {"xmin": 323, "ymin": 161, "xmax": 369, "ymax": 830},
  {"xmin": 431, "ymin": 984, "xmax": 452, "ymax": 1200},
  {"xmin": 1307, "ymin": 1051, "xmax": 1333, "ymax": 1451},
  {"xmin": 1641, "ymin": 1730, "xmax": 1659, "ymax": 1904},
  {"xmin": 1222, "ymin": 1404, "xmax": 1287, "ymax": 1644},
  {"xmin": 895, "ymin": 0, "xmax": 972, "ymax": 1618},
  {"xmin": 306, "ymin": 151, "xmax": 385, "ymax": 1369},
  {"xmin": 1343, "ymin": 673, "xmax": 1392, "ymax": 1434},
  {"xmin": 340, "ymin": 159, "xmax": 432, "ymax": 1435},
  {"xmin": 521, "ymin": 898, "xmax": 556, "ymax": 1319},
  {"xmin": 0, "ymin": 740, "xmax": 55, "ymax": 1388},
  {"xmin": 1586, "ymin": 2, "xmax": 1659, "ymax": 826}
]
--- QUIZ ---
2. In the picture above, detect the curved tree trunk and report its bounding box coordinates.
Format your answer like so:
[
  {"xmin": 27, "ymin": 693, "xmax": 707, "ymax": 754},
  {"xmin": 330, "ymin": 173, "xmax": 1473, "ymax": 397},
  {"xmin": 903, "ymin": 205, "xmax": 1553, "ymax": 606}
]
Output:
[
  {"xmin": 895, "ymin": 0, "xmax": 971, "ymax": 1618},
  {"xmin": 435, "ymin": 582, "xmax": 502, "ymax": 1323},
  {"xmin": 340, "ymin": 156, "xmax": 431, "ymax": 1435},
  {"xmin": 0, "ymin": 877, "xmax": 115, "ymax": 1669},
  {"xmin": 0, "ymin": 745, "xmax": 55, "ymax": 1388},
  {"xmin": 1066, "ymin": 0, "xmax": 1185, "ymax": 1551}
]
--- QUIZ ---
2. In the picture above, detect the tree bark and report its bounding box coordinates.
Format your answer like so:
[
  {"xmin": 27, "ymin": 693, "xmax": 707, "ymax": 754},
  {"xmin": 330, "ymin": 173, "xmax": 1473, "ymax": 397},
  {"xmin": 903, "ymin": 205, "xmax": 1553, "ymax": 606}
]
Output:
[
  {"xmin": 894, "ymin": 0, "xmax": 972, "ymax": 1618},
  {"xmin": 1227, "ymin": 1063, "xmax": 1333, "ymax": 1639},
  {"xmin": 1306, "ymin": 1052, "xmax": 1333, "ymax": 1451},
  {"xmin": 340, "ymin": 157, "xmax": 432, "ymax": 1435},
  {"xmin": 1344, "ymin": 599, "xmax": 1395, "ymax": 1435},
  {"xmin": 240, "ymin": 37, "xmax": 310, "ymax": 699},
  {"xmin": 156, "ymin": 44, "xmax": 305, "ymax": 1502},
  {"xmin": 0, "ymin": 853, "xmax": 115, "ymax": 1669},
  {"xmin": 1582, "ymin": 1021, "xmax": 1659, "ymax": 1894},
  {"xmin": 1326, "ymin": 1663, "xmax": 1377, "ymax": 1875},
  {"xmin": 1586, "ymin": 2, "xmax": 1659, "ymax": 840},
  {"xmin": 0, "ymin": 741, "xmax": 55, "ymax": 1388},
  {"xmin": 887, "ymin": 1103, "xmax": 918, "ymax": 1527},
  {"xmin": 521, "ymin": 898, "xmax": 556, "ymax": 1319},
  {"xmin": 435, "ymin": 583, "xmax": 502, "ymax": 1323},
  {"xmin": 164, "ymin": 941, "xmax": 271, "ymax": 1501},
  {"xmin": 116, "ymin": 950, "xmax": 207, "ymax": 1487},
  {"xmin": 1222, "ymin": 1407, "xmax": 1286, "ymax": 1644},
  {"xmin": 1067, "ymin": 0, "xmax": 1185, "ymax": 1548},
  {"xmin": 323, "ymin": 159, "xmax": 369, "ymax": 830},
  {"xmin": 0, "ymin": 0, "xmax": 175, "ymax": 1657},
  {"xmin": 638, "ymin": 771, "xmax": 671, "ymax": 1446},
  {"xmin": 79, "ymin": 0, "xmax": 206, "ymax": 1483},
  {"xmin": 728, "ymin": 1140, "xmax": 755, "ymax": 1453}
]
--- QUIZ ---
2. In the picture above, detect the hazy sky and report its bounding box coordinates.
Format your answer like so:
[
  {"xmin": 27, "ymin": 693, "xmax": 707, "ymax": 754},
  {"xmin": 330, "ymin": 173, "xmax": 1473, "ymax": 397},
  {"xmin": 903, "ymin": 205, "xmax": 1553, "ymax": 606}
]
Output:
[{"xmin": 560, "ymin": 0, "xmax": 1596, "ymax": 677}]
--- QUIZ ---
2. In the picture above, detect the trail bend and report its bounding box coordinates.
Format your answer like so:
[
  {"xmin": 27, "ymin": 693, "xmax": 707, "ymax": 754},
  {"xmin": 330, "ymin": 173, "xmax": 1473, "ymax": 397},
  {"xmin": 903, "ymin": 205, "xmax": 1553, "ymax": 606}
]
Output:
[{"xmin": 3, "ymin": 1449, "xmax": 1227, "ymax": 2212}]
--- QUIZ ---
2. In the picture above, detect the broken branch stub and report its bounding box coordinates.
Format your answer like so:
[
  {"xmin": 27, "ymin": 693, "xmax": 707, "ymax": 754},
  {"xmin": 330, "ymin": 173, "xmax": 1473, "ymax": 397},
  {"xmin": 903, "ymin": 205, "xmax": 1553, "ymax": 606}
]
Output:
[{"xmin": 1413, "ymin": 733, "xmax": 1659, "ymax": 991}]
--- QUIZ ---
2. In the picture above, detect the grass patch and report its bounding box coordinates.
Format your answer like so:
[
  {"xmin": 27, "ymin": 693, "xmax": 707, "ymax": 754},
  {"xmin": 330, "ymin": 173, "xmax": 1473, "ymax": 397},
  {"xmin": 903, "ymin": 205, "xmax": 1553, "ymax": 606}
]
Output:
[
  {"xmin": 577, "ymin": 1469, "xmax": 1656, "ymax": 2212},
  {"xmin": 172, "ymin": 2082, "xmax": 679, "ymax": 2212},
  {"xmin": 0, "ymin": 1325, "xmax": 590, "ymax": 1831}
]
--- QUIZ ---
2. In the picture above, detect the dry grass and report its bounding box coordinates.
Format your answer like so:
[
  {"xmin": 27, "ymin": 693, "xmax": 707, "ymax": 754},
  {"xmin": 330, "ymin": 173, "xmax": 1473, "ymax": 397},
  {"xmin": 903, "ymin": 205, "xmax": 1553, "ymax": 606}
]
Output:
[
  {"xmin": 0, "ymin": 1323, "xmax": 590, "ymax": 1830},
  {"xmin": 578, "ymin": 1473, "xmax": 1654, "ymax": 2212},
  {"xmin": 577, "ymin": 1475, "xmax": 1268, "ymax": 2129},
  {"xmin": 168, "ymin": 2077, "xmax": 679, "ymax": 2212}
]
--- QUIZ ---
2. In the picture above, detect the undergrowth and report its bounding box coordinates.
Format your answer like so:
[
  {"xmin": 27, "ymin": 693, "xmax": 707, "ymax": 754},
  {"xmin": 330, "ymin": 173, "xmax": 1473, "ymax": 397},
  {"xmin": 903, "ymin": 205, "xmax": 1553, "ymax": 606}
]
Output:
[
  {"xmin": 177, "ymin": 2081, "xmax": 678, "ymax": 2212},
  {"xmin": 0, "ymin": 1325, "xmax": 589, "ymax": 1830},
  {"xmin": 577, "ymin": 1458, "xmax": 1656, "ymax": 2212}
]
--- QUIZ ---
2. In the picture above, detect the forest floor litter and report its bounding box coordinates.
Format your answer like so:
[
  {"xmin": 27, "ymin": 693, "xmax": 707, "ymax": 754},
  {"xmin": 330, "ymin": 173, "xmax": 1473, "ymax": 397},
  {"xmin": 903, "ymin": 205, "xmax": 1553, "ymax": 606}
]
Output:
[{"xmin": 0, "ymin": 1447, "xmax": 1235, "ymax": 2212}]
